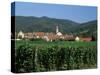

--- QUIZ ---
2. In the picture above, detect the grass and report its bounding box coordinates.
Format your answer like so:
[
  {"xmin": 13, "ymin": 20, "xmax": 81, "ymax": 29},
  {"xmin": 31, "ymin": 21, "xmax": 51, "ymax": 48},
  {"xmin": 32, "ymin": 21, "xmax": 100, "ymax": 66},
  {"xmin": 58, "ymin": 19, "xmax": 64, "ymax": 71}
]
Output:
[{"xmin": 15, "ymin": 40, "xmax": 97, "ymax": 49}]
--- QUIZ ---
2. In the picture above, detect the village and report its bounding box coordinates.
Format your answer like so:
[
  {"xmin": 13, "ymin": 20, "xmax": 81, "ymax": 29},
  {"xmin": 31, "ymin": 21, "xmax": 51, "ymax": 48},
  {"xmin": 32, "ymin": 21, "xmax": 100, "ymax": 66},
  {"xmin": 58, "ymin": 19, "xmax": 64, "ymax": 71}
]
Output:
[{"xmin": 13, "ymin": 26, "xmax": 92, "ymax": 42}]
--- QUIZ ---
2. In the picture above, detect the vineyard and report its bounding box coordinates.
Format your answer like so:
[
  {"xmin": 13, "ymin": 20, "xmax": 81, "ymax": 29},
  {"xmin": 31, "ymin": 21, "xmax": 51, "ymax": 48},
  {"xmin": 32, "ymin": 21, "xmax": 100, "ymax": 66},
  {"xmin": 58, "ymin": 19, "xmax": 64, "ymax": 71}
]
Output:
[{"xmin": 15, "ymin": 40, "xmax": 97, "ymax": 73}]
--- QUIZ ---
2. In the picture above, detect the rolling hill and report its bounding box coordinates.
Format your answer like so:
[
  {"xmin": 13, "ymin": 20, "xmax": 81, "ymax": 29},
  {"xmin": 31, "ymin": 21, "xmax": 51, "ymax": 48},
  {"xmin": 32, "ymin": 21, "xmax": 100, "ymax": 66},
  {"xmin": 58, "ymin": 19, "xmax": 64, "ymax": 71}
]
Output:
[
  {"xmin": 12, "ymin": 16, "xmax": 97, "ymax": 37},
  {"xmin": 72, "ymin": 20, "xmax": 97, "ymax": 36},
  {"xmin": 14, "ymin": 16, "xmax": 79, "ymax": 33}
]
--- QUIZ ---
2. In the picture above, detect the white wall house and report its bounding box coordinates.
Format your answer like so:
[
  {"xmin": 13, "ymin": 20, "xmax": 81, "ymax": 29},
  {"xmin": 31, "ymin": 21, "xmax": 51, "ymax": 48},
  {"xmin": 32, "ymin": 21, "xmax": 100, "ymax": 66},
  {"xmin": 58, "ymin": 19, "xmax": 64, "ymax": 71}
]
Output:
[
  {"xmin": 75, "ymin": 36, "xmax": 80, "ymax": 41},
  {"xmin": 18, "ymin": 31, "xmax": 24, "ymax": 39}
]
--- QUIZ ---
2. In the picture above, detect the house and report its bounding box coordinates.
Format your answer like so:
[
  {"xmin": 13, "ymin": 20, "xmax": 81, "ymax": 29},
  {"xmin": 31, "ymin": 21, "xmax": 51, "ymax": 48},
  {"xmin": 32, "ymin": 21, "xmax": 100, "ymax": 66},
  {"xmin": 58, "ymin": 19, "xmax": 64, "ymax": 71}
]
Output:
[
  {"xmin": 80, "ymin": 37, "xmax": 92, "ymax": 42},
  {"xmin": 24, "ymin": 32, "xmax": 34, "ymax": 39},
  {"xmin": 17, "ymin": 31, "xmax": 24, "ymax": 39},
  {"xmin": 65, "ymin": 35, "xmax": 75, "ymax": 41},
  {"xmin": 43, "ymin": 35, "xmax": 56, "ymax": 42},
  {"xmin": 75, "ymin": 36, "xmax": 80, "ymax": 41},
  {"xmin": 75, "ymin": 36, "xmax": 92, "ymax": 42},
  {"xmin": 34, "ymin": 32, "xmax": 45, "ymax": 38},
  {"xmin": 43, "ymin": 33, "xmax": 57, "ymax": 42}
]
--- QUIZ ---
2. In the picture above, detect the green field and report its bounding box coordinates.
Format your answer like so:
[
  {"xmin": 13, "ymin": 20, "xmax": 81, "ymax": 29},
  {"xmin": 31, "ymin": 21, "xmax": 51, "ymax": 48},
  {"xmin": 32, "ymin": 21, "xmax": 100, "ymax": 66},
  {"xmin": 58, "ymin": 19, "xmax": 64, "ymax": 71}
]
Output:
[
  {"xmin": 16, "ymin": 40, "xmax": 97, "ymax": 48},
  {"xmin": 15, "ymin": 40, "xmax": 97, "ymax": 73}
]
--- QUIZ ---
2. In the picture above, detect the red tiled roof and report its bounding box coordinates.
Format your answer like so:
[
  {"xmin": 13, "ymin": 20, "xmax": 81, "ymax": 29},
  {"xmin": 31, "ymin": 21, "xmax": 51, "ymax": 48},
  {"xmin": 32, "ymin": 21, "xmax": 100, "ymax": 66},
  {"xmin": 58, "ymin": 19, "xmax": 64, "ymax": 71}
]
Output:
[
  {"xmin": 80, "ymin": 37, "xmax": 92, "ymax": 41},
  {"xmin": 34, "ymin": 32, "xmax": 45, "ymax": 36}
]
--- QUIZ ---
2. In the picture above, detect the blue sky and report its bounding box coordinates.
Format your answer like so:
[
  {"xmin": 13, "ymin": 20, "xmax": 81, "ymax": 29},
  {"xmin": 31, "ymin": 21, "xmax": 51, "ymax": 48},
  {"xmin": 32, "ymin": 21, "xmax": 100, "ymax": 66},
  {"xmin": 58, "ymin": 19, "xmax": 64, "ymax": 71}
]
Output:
[{"xmin": 12, "ymin": 2, "xmax": 97, "ymax": 23}]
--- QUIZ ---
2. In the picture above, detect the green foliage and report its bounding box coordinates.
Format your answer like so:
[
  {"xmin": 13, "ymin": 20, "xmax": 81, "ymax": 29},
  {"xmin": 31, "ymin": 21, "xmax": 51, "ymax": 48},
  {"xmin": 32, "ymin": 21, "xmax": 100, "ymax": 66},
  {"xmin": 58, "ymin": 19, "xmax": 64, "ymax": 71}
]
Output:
[
  {"xmin": 15, "ymin": 41, "xmax": 97, "ymax": 73},
  {"xmin": 29, "ymin": 38, "xmax": 45, "ymax": 41},
  {"xmin": 72, "ymin": 20, "xmax": 97, "ymax": 37},
  {"xmin": 14, "ymin": 16, "xmax": 79, "ymax": 33},
  {"xmin": 15, "ymin": 44, "xmax": 35, "ymax": 72}
]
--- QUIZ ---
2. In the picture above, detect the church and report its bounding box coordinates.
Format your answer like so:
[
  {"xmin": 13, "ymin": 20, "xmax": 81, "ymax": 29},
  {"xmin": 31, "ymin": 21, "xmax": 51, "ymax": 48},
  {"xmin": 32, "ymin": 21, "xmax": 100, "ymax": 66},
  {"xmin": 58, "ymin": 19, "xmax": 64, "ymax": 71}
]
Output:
[{"xmin": 56, "ymin": 25, "xmax": 63, "ymax": 36}]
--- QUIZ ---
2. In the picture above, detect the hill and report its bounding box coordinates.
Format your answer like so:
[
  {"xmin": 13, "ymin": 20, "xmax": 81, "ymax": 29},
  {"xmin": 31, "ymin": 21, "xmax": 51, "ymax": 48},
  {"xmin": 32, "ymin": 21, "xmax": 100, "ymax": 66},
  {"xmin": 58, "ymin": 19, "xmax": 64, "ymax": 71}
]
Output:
[
  {"xmin": 72, "ymin": 20, "xmax": 97, "ymax": 37},
  {"xmin": 14, "ymin": 16, "xmax": 79, "ymax": 33},
  {"xmin": 12, "ymin": 16, "xmax": 97, "ymax": 38}
]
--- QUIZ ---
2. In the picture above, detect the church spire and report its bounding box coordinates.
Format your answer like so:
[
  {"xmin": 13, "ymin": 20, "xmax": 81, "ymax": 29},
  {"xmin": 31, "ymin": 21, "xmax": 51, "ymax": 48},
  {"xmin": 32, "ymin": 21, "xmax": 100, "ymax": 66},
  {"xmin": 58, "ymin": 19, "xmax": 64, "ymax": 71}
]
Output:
[
  {"xmin": 56, "ymin": 25, "xmax": 62, "ymax": 36},
  {"xmin": 56, "ymin": 25, "xmax": 59, "ymax": 33}
]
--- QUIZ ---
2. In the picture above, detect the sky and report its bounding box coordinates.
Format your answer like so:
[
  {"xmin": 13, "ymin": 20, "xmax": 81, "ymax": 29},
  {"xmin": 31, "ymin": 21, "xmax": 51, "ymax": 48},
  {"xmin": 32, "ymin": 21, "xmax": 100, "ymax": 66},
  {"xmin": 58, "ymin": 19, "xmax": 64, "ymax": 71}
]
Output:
[{"xmin": 12, "ymin": 2, "xmax": 97, "ymax": 23}]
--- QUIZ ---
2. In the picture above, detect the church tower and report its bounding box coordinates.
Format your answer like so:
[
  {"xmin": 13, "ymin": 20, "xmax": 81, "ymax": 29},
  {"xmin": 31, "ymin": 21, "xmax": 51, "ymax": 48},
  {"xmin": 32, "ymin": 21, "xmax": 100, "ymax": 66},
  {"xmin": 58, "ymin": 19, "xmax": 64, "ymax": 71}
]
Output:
[
  {"xmin": 56, "ymin": 25, "xmax": 59, "ymax": 33},
  {"xmin": 56, "ymin": 25, "xmax": 62, "ymax": 36}
]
